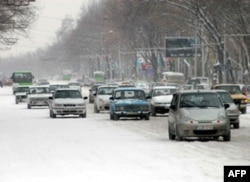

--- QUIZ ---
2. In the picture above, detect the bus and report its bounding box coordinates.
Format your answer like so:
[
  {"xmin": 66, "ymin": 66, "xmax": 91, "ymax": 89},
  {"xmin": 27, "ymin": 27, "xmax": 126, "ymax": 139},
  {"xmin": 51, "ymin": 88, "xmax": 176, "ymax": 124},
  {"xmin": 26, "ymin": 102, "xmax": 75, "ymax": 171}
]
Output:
[
  {"xmin": 93, "ymin": 71, "xmax": 105, "ymax": 83},
  {"xmin": 161, "ymin": 71, "xmax": 185, "ymax": 86},
  {"xmin": 11, "ymin": 71, "xmax": 34, "ymax": 94}
]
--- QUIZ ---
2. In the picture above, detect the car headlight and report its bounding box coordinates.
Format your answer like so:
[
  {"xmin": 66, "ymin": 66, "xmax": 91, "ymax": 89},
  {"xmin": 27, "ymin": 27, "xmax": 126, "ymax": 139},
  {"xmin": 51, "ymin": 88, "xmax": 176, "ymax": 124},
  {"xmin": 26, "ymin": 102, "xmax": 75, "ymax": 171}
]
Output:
[
  {"xmin": 183, "ymin": 114, "xmax": 192, "ymax": 122},
  {"xmin": 218, "ymin": 114, "xmax": 226, "ymax": 121},
  {"xmin": 140, "ymin": 105, "xmax": 149, "ymax": 111},
  {"xmin": 227, "ymin": 109, "xmax": 240, "ymax": 115},
  {"xmin": 115, "ymin": 106, "xmax": 124, "ymax": 111},
  {"xmin": 242, "ymin": 99, "xmax": 248, "ymax": 104}
]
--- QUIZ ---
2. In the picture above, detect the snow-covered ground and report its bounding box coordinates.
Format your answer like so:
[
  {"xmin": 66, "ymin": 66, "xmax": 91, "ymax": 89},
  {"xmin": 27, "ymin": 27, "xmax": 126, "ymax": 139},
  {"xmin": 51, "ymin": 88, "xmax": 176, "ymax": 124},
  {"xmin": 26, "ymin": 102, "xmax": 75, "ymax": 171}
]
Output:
[{"xmin": 0, "ymin": 86, "xmax": 250, "ymax": 182}]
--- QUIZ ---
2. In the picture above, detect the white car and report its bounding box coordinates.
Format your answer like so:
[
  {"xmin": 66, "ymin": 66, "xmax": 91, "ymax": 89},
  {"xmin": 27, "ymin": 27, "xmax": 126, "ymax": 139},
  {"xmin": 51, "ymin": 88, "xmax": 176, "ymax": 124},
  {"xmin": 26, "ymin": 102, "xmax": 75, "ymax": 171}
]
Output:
[
  {"xmin": 14, "ymin": 86, "xmax": 29, "ymax": 104},
  {"xmin": 148, "ymin": 86, "xmax": 177, "ymax": 116},
  {"xmin": 49, "ymin": 88, "xmax": 88, "ymax": 118},
  {"xmin": 27, "ymin": 85, "xmax": 52, "ymax": 109},
  {"xmin": 93, "ymin": 85, "xmax": 118, "ymax": 113}
]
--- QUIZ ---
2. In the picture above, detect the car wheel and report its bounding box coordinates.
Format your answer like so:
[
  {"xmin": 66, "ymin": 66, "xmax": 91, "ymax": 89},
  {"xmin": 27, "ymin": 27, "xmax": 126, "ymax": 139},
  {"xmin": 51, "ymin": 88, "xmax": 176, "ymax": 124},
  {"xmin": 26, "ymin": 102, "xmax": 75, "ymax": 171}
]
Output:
[
  {"xmin": 27, "ymin": 104, "xmax": 31, "ymax": 109},
  {"xmin": 168, "ymin": 126, "xmax": 175, "ymax": 140},
  {"xmin": 15, "ymin": 99, "xmax": 18, "ymax": 104},
  {"xmin": 110, "ymin": 113, "xmax": 114, "ymax": 120},
  {"xmin": 50, "ymin": 110, "xmax": 56, "ymax": 118},
  {"xmin": 144, "ymin": 114, "xmax": 150, "ymax": 120},
  {"xmin": 80, "ymin": 113, "xmax": 86, "ymax": 118},
  {"xmin": 234, "ymin": 122, "xmax": 240, "ymax": 129},
  {"xmin": 94, "ymin": 104, "xmax": 99, "ymax": 113},
  {"xmin": 223, "ymin": 131, "xmax": 231, "ymax": 141},
  {"xmin": 175, "ymin": 127, "xmax": 183, "ymax": 141},
  {"xmin": 151, "ymin": 106, "xmax": 156, "ymax": 116},
  {"xmin": 113, "ymin": 114, "xmax": 119, "ymax": 121},
  {"xmin": 241, "ymin": 108, "xmax": 246, "ymax": 114}
]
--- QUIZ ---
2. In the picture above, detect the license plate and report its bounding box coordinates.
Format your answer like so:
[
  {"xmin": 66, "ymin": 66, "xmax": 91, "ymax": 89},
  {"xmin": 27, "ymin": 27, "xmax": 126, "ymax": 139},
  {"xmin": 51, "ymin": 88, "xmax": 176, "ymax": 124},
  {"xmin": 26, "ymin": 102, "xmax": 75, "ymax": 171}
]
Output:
[{"xmin": 196, "ymin": 125, "xmax": 213, "ymax": 130}]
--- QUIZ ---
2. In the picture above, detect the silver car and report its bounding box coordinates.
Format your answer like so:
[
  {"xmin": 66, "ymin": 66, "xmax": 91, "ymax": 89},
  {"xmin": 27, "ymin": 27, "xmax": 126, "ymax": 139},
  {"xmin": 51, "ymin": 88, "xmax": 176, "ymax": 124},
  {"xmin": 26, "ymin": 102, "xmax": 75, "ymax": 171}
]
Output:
[
  {"xmin": 214, "ymin": 90, "xmax": 240, "ymax": 129},
  {"xmin": 168, "ymin": 90, "xmax": 231, "ymax": 141},
  {"xmin": 49, "ymin": 88, "xmax": 88, "ymax": 118}
]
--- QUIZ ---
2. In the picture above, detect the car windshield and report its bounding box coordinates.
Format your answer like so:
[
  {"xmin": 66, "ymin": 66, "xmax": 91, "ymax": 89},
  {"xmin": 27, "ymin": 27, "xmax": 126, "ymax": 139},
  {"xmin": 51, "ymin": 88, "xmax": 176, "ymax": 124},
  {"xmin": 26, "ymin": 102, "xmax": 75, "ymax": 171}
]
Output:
[
  {"xmin": 29, "ymin": 87, "xmax": 50, "ymax": 94},
  {"xmin": 115, "ymin": 90, "xmax": 145, "ymax": 99},
  {"xmin": 217, "ymin": 92, "xmax": 234, "ymax": 104},
  {"xmin": 98, "ymin": 87, "xmax": 116, "ymax": 95},
  {"xmin": 180, "ymin": 93, "xmax": 222, "ymax": 108},
  {"xmin": 153, "ymin": 88, "xmax": 176, "ymax": 96},
  {"xmin": 215, "ymin": 86, "xmax": 241, "ymax": 94},
  {"xmin": 16, "ymin": 87, "xmax": 29, "ymax": 93},
  {"xmin": 54, "ymin": 90, "xmax": 82, "ymax": 98}
]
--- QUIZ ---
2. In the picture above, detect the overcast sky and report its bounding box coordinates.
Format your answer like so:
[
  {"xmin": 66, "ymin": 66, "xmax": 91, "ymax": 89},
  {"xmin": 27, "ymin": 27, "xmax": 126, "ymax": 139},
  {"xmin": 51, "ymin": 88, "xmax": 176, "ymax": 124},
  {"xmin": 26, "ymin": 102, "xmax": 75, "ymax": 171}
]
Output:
[{"xmin": 1, "ymin": 0, "xmax": 89, "ymax": 57}]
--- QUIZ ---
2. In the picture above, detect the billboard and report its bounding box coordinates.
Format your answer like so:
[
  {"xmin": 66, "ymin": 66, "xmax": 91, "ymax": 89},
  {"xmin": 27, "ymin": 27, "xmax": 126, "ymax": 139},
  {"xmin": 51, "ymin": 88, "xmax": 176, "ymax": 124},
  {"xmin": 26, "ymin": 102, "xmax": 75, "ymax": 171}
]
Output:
[{"xmin": 165, "ymin": 37, "xmax": 201, "ymax": 57}]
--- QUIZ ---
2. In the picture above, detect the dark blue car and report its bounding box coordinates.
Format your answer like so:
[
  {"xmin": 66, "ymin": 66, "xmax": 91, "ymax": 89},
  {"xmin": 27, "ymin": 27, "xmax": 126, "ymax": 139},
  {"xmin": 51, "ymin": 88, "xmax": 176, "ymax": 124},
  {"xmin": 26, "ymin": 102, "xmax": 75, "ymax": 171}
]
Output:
[{"xmin": 109, "ymin": 87, "xmax": 151, "ymax": 120}]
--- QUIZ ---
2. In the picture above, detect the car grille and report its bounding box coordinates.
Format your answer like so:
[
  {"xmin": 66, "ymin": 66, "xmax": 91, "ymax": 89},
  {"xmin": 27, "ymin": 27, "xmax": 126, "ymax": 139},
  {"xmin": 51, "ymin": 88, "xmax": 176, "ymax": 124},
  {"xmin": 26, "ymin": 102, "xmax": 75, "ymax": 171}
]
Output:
[
  {"xmin": 193, "ymin": 130, "xmax": 217, "ymax": 135},
  {"xmin": 64, "ymin": 104, "xmax": 76, "ymax": 107}
]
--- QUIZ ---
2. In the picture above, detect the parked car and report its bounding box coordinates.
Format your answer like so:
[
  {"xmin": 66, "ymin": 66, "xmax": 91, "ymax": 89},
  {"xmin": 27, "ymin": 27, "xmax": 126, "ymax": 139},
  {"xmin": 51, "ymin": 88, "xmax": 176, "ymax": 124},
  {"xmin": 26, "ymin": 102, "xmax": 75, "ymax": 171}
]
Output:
[
  {"xmin": 168, "ymin": 90, "xmax": 231, "ymax": 141},
  {"xmin": 48, "ymin": 88, "xmax": 88, "ymax": 118},
  {"xmin": 109, "ymin": 87, "xmax": 151, "ymax": 120},
  {"xmin": 211, "ymin": 84, "xmax": 248, "ymax": 114},
  {"xmin": 214, "ymin": 90, "xmax": 240, "ymax": 128},
  {"xmin": 14, "ymin": 86, "xmax": 29, "ymax": 104},
  {"xmin": 27, "ymin": 85, "xmax": 52, "ymax": 109},
  {"xmin": 148, "ymin": 86, "xmax": 177, "ymax": 116},
  {"xmin": 93, "ymin": 85, "xmax": 118, "ymax": 113},
  {"xmin": 89, "ymin": 83, "xmax": 104, "ymax": 103}
]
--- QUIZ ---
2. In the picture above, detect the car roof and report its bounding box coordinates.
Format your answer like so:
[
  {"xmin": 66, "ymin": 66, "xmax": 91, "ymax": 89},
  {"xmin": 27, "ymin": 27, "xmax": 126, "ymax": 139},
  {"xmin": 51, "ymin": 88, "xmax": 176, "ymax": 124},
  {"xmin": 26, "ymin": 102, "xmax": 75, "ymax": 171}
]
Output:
[
  {"xmin": 29, "ymin": 85, "xmax": 50, "ymax": 88},
  {"xmin": 153, "ymin": 86, "xmax": 176, "ymax": 89},
  {"xmin": 55, "ymin": 88, "xmax": 81, "ymax": 91},
  {"xmin": 114, "ymin": 87, "xmax": 145, "ymax": 91},
  {"xmin": 176, "ymin": 90, "xmax": 217, "ymax": 94},
  {"xmin": 97, "ymin": 85, "xmax": 118, "ymax": 88}
]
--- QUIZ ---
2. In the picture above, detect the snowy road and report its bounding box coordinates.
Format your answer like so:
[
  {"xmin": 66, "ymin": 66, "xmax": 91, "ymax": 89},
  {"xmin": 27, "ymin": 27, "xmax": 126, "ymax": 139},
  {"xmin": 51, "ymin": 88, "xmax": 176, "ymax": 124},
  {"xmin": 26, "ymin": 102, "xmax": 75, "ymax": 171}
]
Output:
[{"xmin": 0, "ymin": 86, "xmax": 250, "ymax": 182}]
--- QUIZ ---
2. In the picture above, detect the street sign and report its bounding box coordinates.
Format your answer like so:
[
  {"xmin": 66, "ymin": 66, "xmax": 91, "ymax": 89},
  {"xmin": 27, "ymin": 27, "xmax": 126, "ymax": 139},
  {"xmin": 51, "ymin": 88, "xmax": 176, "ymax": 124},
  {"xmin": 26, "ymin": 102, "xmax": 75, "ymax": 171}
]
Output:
[{"xmin": 165, "ymin": 37, "xmax": 201, "ymax": 57}]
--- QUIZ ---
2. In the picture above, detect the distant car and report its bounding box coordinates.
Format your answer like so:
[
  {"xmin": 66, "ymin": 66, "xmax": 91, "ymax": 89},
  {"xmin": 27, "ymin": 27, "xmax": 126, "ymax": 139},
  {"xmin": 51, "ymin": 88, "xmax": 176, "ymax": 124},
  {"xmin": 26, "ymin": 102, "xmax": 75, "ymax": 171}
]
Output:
[
  {"xmin": 89, "ymin": 83, "xmax": 104, "ymax": 103},
  {"xmin": 14, "ymin": 86, "xmax": 29, "ymax": 104},
  {"xmin": 179, "ymin": 84, "xmax": 205, "ymax": 91},
  {"xmin": 68, "ymin": 81, "xmax": 82, "ymax": 91},
  {"xmin": 48, "ymin": 88, "xmax": 88, "ymax": 118},
  {"xmin": 49, "ymin": 82, "xmax": 70, "ymax": 94},
  {"xmin": 168, "ymin": 90, "xmax": 231, "ymax": 141},
  {"xmin": 214, "ymin": 90, "xmax": 240, "ymax": 128},
  {"xmin": 243, "ymin": 85, "xmax": 250, "ymax": 103},
  {"xmin": 93, "ymin": 85, "xmax": 118, "ymax": 113},
  {"xmin": 211, "ymin": 84, "xmax": 248, "ymax": 114},
  {"xmin": 150, "ymin": 82, "xmax": 167, "ymax": 89},
  {"xmin": 109, "ymin": 87, "xmax": 151, "ymax": 120},
  {"xmin": 135, "ymin": 82, "xmax": 150, "ymax": 95},
  {"xmin": 27, "ymin": 85, "xmax": 52, "ymax": 109},
  {"xmin": 148, "ymin": 86, "xmax": 177, "ymax": 116}
]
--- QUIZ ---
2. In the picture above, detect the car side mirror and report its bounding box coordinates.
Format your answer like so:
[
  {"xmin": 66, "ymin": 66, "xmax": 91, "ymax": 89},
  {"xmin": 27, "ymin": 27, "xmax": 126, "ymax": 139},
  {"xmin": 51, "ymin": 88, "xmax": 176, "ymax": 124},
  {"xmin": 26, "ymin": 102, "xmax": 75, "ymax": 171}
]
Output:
[
  {"xmin": 110, "ymin": 97, "xmax": 114, "ymax": 100},
  {"xmin": 224, "ymin": 103, "xmax": 230, "ymax": 110},
  {"xmin": 170, "ymin": 105, "xmax": 176, "ymax": 110},
  {"xmin": 146, "ymin": 95, "xmax": 151, "ymax": 99},
  {"xmin": 83, "ymin": 96, "xmax": 88, "ymax": 100},
  {"xmin": 49, "ymin": 96, "xmax": 53, "ymax": 100}
]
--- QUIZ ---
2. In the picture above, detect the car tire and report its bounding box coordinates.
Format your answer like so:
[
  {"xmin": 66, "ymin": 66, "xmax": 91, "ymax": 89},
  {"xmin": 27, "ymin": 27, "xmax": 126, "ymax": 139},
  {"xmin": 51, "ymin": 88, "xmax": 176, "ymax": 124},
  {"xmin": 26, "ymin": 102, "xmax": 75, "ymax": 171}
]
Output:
[
  {"xmin": 241, "ymin": 108, "xmax": 246, "ymax": 114},
  {"xmin": 144, "ymin": 114, "xmax": 150, "ymax": 120},
  {"xmin": 94, "ymin": 104, "xmax": 99, "ymax": 113},
  {"xmin": 223, "ymin": 131, "xmax": 231, "ymax": 142},
  {"xmin": 234, "ymin": 122, "xmax": 240, "ymax": 129},
  {"xmin": 110, "ymin": 113, "xmax": 114, "ymax": 120},
  {"xmin": 168, "ymin": 126, "xmax": 175, "ymax": 140},
  {"xmin": 27, "ymin": 104, "xmax": 31, "ymax": 109},
  {"xmin": 80, "ymin": 113, "xmax": 86, "ymax": 118},
  {"xmin": 15, "ymin": 99, "xmax": 18, "ymax": 104},
  {"xmin": 113, "ymin": 114, "xmax": 119, "ymax": 121},
  {"xmin": 151, "ymin": 105, "xmax": 156, "ymax": 116},
  {"xmin": 50, "ymin": 110, "xmax": 56, "ymax": 118},
  {"xmin": 175, "ymin": 127, "xmax": 183, "ymax": 141}
]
